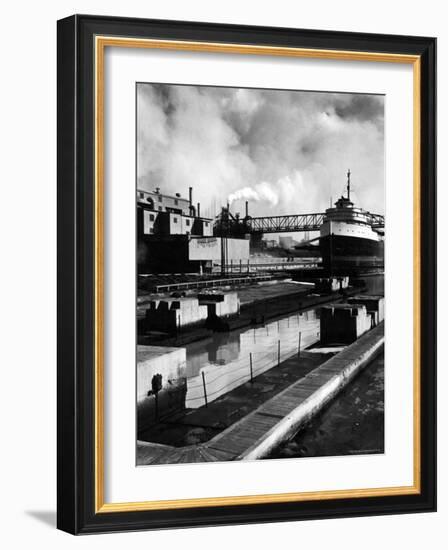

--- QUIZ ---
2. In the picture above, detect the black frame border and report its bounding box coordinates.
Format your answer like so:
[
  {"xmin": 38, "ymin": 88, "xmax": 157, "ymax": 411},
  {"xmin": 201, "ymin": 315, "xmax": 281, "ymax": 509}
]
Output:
[{"xmin": 57, "ymin": 14, "xmax": 436, "ymax": 534}]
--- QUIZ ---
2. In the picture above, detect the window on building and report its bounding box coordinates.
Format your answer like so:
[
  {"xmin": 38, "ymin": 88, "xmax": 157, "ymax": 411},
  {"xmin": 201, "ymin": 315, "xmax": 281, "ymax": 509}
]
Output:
[
  {"xmin": 139, "ymin": 192, "xmax": 144, "ymax": 198},
  {"xmin": 149, "ymin": 214, "xmax": 154, "ymax": 221},
  {"xmin": 186, "ymin": 219, "xmax": 190, "ymax": 226},
  {"xmin": 174, "ymin": 199, "xmax": 178, "ymax": 205},
  {"xmin": 158, "ymin": 195, "xmax": 162, "ymax": 202},
  {"xmin": 205, "ymin": 222, "xmax": 209, "ymax": 227},
  {"xmin": 173, "ymin": 217, "xmax": 178, "ymax": 223}
]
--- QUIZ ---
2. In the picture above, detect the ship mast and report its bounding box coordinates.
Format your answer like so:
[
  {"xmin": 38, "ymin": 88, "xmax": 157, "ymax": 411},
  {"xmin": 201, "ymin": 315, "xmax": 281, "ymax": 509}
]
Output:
[{"xmin": 347, "ymin": 169, "xmax": 351, "ymax": 201}]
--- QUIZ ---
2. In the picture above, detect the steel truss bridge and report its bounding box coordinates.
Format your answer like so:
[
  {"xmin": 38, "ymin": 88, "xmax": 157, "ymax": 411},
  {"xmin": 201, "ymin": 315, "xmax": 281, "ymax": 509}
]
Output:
[
  {"xmin": 245, "ymin": 212, "xmax": 385, "ymax": 233},
  {"xmin": 247, "ymin": 213, "xmax": 324, "ymax": 233}
]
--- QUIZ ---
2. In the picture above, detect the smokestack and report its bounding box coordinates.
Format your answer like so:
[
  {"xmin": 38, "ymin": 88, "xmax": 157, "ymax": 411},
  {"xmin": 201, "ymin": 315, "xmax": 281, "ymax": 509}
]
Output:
[
  {"xmin": 197, "ymin": 202, "xmax": 201, "ymax": 218},
  {"xmin": 189, "ymin": 187, "xmax": 193, "ymax": 206},
  {"xmin": 245, "ymin": 201, "xmax": 249, "ymax": 218}
]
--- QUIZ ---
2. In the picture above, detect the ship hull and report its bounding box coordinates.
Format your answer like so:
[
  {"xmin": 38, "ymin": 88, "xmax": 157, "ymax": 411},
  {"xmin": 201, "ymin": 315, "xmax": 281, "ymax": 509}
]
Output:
[{"xmin": 319, "ymin": 234, "xmax": 384, "ymax": 270}]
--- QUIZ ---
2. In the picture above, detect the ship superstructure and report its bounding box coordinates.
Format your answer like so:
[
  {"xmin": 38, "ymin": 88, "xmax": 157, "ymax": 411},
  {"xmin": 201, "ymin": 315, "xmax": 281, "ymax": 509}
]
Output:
[{"xmin": 319, "ymin": 170, "xmax": 384, "ymax": 271}]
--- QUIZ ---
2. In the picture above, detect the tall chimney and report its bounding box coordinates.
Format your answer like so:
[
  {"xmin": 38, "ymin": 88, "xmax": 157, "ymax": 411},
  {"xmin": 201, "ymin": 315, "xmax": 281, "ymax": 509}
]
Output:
[
  {"xmin": 189, "ymin": 187, "xmax": 193, "ymax": 205},
  {"xmin": 245, "ymin": 201, "xmax": 249, "ymax": 218},
  {"xmin": 197, "ymin": 202, "xmax": 201, "ymax": 218}
]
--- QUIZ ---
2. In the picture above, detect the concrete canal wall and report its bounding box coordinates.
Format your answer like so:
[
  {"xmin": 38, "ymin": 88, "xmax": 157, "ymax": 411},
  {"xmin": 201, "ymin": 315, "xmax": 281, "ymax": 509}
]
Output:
[
  {"xmin": 347, "ymin": 294, "xmax": 385, "ymax": 325},
  {"xmin": 137, "ymin": 345, "xmax": 187, "ymax": 429},
  {"xmin": 320, "ymin": 303, "xmax": 372, "ymax": 345},
  {"xmin": 144, "ymin": 292, "xmax": 240, "ymax": 333},
  {"xmin": 145, "ymin": 297, "xmax": 208, "ymax": 332},
  {"xmin": 314, "ymin": 276, "xmax": 349, "ymax": 293},
  {"xmin": 238, "ymin": 323, "xmax": 384, "ymax": 460},
  {"xmin": 136, "ymin": 323, "xmax": 384, "ymax": 464}
]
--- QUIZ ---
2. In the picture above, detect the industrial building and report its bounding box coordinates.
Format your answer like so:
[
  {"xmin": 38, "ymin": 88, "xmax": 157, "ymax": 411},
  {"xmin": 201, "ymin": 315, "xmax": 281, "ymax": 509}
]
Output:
[{"xmin": 137, "ymin": 187, "xmax": 249, "ymax": 273}]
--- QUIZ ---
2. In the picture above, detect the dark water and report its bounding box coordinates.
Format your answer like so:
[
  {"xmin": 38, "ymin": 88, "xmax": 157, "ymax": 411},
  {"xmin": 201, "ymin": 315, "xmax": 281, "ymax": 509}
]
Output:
[
  {"xmin": 267, "ymin": 275, "xmax": 385, "ymax": 460},
  {"xmin": 267, "ymin": 351, "xmax": 384, "ymax": 459},
  {"xmin": 182, "ymin": 274, "xmax": 384, "ymax": 409},
  {"xmin": 355, "ymin": 273, "xmax": 384, "ymax": 295}
]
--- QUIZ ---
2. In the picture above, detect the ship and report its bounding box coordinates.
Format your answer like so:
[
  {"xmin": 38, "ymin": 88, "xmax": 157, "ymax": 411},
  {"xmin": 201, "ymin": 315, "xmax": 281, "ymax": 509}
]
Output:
[{"xmin": 319, "ymin": 170, "xmax": 384, "ymax": 272}]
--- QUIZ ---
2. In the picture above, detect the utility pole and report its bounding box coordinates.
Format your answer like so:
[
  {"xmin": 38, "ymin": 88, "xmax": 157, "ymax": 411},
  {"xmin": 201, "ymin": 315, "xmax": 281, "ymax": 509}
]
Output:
[{"xmin": 347, "ymin": 168, "xmax": 351, "ymax": 201}]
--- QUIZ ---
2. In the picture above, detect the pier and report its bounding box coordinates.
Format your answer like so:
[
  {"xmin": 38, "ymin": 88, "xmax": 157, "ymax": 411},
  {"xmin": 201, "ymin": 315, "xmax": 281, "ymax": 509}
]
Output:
[{"xmin": 137, "ymin": 322, "xmax": 384, "ymax": 465}]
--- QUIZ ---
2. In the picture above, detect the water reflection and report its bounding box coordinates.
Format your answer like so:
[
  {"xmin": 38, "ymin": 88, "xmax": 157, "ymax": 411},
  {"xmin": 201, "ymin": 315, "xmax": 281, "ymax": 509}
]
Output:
[
  {"xmin": 184, "ymin": 309, "xmax": 320, "ymax": 408},
  {"xmin": 185, "ymin": 332, "xmax": 242, "ymax": 378},
  {"xmin": 182, "ymin": 274, "xmax": 384, "ymax": 409}
]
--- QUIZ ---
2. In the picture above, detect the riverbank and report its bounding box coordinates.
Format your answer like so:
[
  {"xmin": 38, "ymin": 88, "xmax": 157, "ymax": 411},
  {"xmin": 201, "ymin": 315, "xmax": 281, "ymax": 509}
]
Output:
[
  {"xmin": 266, "ymin": 353, "xmax": 384, "ymax": 459},
  {"xmin": 137, "ymin": 322, "xmax": 384, "ymax": 465},
  {"xmin": 137, "ymin": 279, "xmax": 365, "ymax": 347},
  {"xmin": 138, "ymin": 350, "xmax": 332, "ymax": 447}
]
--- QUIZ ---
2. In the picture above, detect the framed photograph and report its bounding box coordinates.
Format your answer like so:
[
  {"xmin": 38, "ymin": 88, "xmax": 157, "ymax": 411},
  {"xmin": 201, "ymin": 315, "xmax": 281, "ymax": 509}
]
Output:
[{"xmin": 57, "ymin": 15, "xmax": 436, "ymax": 534}]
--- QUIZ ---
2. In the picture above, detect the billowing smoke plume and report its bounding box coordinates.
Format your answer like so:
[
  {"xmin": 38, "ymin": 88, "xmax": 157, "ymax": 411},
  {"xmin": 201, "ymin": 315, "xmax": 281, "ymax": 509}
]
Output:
[
  {"xmin": 137, "ymin": 84, "xmax": 384, "ymax": 219},
  {"xmin": 228, "ymin": 173, "xmax": 304, "ymax": 209},
  {"xmin": 228, "ymin": 181, "xmax": 279, "ymax": 206}
]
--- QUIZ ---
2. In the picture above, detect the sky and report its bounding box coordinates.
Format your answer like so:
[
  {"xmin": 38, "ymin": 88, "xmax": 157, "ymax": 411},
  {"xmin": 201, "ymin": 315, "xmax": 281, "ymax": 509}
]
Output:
[{"xmin": 137, "ymin": 83, "xmax": 384, "ymax": 221}]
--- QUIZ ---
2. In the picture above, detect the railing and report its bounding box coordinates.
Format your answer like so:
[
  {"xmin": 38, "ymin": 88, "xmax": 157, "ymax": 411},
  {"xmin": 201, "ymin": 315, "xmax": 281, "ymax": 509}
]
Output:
[
  {"xmin": 210, "ymin": 260, "xmax": 321, "ymax": 274},
  {"xmin": 185, "ymin": 316, "xmax": 320, "ymax": 408},
  {"xmin": 242, "ymin": 261, "xmax": 321, "ymax": 272},
  {"xmin": 152, "ymin": 273, "xmax": 278, "ymax": 293},
  {"xmin": 370, "ymin": 213, "xmax": 385, "ymax": 228}
]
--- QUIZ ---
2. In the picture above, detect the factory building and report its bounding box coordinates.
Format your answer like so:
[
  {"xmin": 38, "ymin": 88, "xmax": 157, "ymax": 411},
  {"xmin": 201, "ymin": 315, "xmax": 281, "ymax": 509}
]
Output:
[
  {"xmin": 138, "ymin": 187, "xmax": 213, "ymax": 237},
  {"xmin": 137, "ymin": 187, "xmax": 249, "ymax": 273}
]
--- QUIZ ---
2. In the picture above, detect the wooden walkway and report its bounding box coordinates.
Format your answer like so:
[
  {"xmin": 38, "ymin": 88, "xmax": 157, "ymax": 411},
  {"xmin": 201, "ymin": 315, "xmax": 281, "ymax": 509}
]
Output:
[{"xmin": 137, "ymin": 322, "xmax": 384, "ymax": 465}]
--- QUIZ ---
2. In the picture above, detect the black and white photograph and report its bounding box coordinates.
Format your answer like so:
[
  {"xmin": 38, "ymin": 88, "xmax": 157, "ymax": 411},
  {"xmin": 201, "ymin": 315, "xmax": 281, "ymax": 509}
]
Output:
[{"xmin": 136, "ymin": 83, "xmax": 385, "ymax": 466}]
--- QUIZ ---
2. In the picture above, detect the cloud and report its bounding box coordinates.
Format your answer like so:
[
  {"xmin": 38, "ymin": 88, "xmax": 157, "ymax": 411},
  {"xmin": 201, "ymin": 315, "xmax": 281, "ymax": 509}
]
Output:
[
  {"xmin": 137, "ymin": 84, "xmax": 384, "ymax": 220},
  {"xmin": 333, "ymin": 94, "xmax": 384, "ymax": 127}
]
